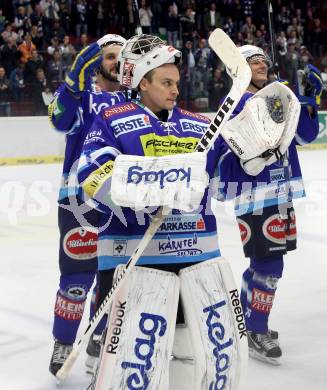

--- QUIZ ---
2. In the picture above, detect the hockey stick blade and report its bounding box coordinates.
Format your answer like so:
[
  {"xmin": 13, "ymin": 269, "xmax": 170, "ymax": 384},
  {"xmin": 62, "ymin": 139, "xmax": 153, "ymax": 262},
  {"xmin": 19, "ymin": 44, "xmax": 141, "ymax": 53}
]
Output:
[{"xmin": 56, "ymin": 28, "xmax": 251, "ymax": 383}]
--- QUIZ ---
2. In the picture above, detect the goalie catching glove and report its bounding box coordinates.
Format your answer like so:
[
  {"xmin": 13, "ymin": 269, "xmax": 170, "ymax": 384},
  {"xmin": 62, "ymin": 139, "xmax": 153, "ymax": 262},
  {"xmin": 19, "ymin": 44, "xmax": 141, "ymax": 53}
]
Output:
[
  {"xmin": 222, "ymin": 81, "xmax": 300, "ymax": 176},
  {"xmin": 296, "ymin": 64, "xmax": 323, "ymax": 107},
  {"xmin": 111, "ymin": 152, "xmax": 208, "ymax": 212}
]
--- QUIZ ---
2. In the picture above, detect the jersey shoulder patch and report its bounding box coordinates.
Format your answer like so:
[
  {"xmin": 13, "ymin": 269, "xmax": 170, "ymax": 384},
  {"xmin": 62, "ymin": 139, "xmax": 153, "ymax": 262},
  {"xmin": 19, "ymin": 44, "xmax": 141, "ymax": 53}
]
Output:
[
  {"xmin": 102, "ymin": 102, "xmax": 138, "ymax": 119},
  {"xmin": 177, "ymin": 108, "xmax": 211, "ymax": 123}
]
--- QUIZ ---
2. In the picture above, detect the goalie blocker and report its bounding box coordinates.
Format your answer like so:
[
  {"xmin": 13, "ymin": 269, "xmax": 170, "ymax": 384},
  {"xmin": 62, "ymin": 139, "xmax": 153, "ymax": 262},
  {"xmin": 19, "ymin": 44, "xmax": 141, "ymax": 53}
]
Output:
[{"xmin": 91, "ymin": 258, "xmax": 247, "ymax": 390}]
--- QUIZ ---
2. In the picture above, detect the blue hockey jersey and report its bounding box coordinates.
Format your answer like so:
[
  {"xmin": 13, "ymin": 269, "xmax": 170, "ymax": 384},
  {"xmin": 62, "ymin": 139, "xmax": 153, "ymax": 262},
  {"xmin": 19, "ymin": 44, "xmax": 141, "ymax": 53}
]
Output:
[
  {"xmin": 215, "ymin": 91, "xmax": 319, "ymax": 216},
  {"xmin": 48, "ymin": 85, "xmax": 129, "ymax": 201},
  {"xmin": 77, "ymin": 101, "xmax": 222, "ymax": 270}
]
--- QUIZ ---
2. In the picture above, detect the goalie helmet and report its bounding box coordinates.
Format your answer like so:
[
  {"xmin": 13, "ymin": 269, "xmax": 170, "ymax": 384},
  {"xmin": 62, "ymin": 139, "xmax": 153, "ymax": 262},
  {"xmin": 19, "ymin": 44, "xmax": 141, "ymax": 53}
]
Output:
[
  {"xmin": 117, "ymin": 34, "xmax": 181, "ymax": 89},
  {"xmin": 239, "ymin": 45, "xmax": 272, "ymax": 67},
  {"xmin": 97, "ymin": 34, "xmax": 126, "ymax": 48}
]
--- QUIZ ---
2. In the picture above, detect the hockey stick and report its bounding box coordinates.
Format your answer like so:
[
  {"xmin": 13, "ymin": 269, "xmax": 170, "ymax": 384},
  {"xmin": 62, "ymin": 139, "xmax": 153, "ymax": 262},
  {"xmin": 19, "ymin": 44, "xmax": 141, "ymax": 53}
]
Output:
[
  {"xmin": 132, "ymin": 0, "xmax": 143, "ymax": 35},
  {"xmin": 266, "ymin": 0, "xmax": 280, "ymax": 78},
  {"xmin": 55, "ymin": 28, "xmax": 251, "ymax": 383}
]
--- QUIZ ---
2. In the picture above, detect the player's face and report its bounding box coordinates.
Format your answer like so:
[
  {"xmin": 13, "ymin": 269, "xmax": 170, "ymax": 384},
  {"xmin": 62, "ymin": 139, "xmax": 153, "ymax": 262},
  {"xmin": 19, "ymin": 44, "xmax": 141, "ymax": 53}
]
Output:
[
  {"xmin": 100, "ymin": 45, "xmax": 121, "ymax": 82},
  {"xmin": 249, "ymin": 58, "xmax": 268, "ymax": 87},
  {"xmin": 140, "ymin": 64, "xmax": 179, "ymax": 113}
]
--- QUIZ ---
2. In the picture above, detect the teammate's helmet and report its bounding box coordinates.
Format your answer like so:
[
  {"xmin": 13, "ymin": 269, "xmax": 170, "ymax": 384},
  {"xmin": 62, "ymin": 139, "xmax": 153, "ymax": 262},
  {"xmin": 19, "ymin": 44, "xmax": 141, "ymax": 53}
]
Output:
[
  {"xmin": 97, "ymin": 34, "xmax": 126, "ymax": 48},
  {"xmin": 117, "ymin": 34, "xmax": 181, "ymax": 89},
  {"xmin": 239, "ymin": 45, "xmax": 272, "ymax": 67}
]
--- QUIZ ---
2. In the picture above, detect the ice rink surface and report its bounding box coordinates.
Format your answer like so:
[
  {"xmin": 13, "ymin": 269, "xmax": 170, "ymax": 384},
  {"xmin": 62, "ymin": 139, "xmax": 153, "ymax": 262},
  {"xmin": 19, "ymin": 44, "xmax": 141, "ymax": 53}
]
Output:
[{"xmin": 0, "ymin": 149, "xmax": 326, "ymax": 390}]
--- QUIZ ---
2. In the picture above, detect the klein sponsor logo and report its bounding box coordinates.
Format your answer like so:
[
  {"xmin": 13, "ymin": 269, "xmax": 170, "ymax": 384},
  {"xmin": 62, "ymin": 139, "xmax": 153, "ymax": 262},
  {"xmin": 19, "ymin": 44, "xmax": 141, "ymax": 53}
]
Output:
[
  {"xmin": 262, "ymin": 214, "xmax": 286, "ymax": 244},
  {"xmin": 203, "ymin": 300, "xmax": 233, "ymax": 390},
  {"xmin": 121, "ymin": 312, "xmax": 167, "ymax": 389},
  {"xmin": 180, "ymin": 119, "xmax": 208, "ymax": 135},
  {"xmin": 63, "ymin": 228, "xmax": 97, "ymax": 260},
  {"xmin": 237, "ymin": 218, "xmax": 251, "ymax": 246},
  {"xmin": 251, "ymin": 288, "xmax": 275, "ymax": 313},
  {"xmin": 127, "ymin": 165, "xmax": 191, "ymax": 189},
  {"xmin": 158, "ymin": 217, "xmax": 206, "ymax": 233},
  {"xmin": 112, "ymin": 114, "xmax": 152, "ymax": 137},
  {"xmin": 158, "ymin": 234, "xmax": 202, "ymax": 257},
  {"xmin": 103, "ymin": 103, "xmax": 137, "ymax": 119},
  {"xmin": 54, "ymin": 293, "xmax": 85, "ymax": 320}
]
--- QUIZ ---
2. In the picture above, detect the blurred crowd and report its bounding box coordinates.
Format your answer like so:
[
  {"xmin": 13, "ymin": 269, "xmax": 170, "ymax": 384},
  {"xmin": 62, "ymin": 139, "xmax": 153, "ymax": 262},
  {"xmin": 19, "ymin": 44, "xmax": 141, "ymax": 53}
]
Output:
[{"xmin": 0, "ymin": 0, "xmax": 326, "ymax": 116}]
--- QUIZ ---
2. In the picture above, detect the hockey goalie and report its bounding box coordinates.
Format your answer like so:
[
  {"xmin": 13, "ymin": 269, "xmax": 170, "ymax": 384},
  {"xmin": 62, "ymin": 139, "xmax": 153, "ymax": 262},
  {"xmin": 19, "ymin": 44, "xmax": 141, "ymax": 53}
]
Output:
[{"xmin": 75, "ymin": 32, "xmax": 250, "ymax": 390}]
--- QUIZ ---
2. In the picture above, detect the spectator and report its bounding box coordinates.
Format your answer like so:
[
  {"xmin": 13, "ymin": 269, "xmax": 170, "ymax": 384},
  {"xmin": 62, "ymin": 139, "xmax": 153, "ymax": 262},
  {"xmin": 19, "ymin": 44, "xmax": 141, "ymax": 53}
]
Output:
[
  {"xmin": 107, "ymin": 2, "xmax": 120, "ymax": 35},
  {"xmin": 1, "ymin": 22, "xmax": 19, "ymax": 43},
  {"xmin": 76, "ymin": 33, "xmax": 88, "ymax": 52},
  {"xmin": 284, "ymin": 43, "xmax": 299, "ymax": 84},
  {"xmin": 139, "ymin": 0, "xmax": 152, "ymax": 34},
  {"xmin": 73, "ymin": 0, "xmax": 88, "ymax": 37},
  {"xmin": 166, "ymin": 3, "xmax": 179, "ymax": 48},
  {"xmin": 0, "ymin": 9, "xmax": 7, "ymax": 33},
  {"xmin": 18, "ymin": 33, "xmax": 36, "ymax": 64},
  {"xmin": 223, "ymin": 16, "xmax": 235, "ymax": 37},
  {"xmin": 180, "ymin": 40, "xmax": 195, "ymax": 109},
  {"xmin": 47, "ymin": 49, "xmax": 63, "ymax": 86},
  {"xmin": 124, "ymin": 0, "xmax": 137, "ymax": 37},
  {"xmin": 9, "ymin": 63, "xmax": 25, "ymax": 102},
  {"xmin": 204, "ymin": 2, "xmax": 222, "ymax": 35},
  {"xmin": 32, "ymin": 67, "xmax": 51, "ymax": 115},
  {"xmin": 30, "ymin": 3, "xmax": 45, "ymax": 49},
  {"xmin": 207, "ymin": 67, "xmax": 228, "ymax": 111},
  {"xmin": 59, "ymin": 35, "xmax": 75, "ymax": 72},
  {"xmin": 194, "ymin": 38, "xmax": 211, "ymax": 98},
  {"xmin": 24, "ymin": 48, "xmax": 45, "ymax": 83},
  {"xmin": 47, "ymin": 36, "xmax": 60, "ymax": 56},
  {"xmin": 0, "ymin": 37, "xmax": 19, "ymax": 76},
  {"xmin": 299, "ymin": 46, "xmax": 313, "ymax": 69},
  {"xmin": 254, "ymin": 30, "xmax": 266, "ymax": 47},
  {"xmin": 0, "ymin": 66, "xmax": 11, "ymax": 116},
  {"xmin": 241, "ymin": 16, "xmax": 256, "ymax": 43},
  {"xmin": 92, "ymin": 0, "xmax": 105, "ymax": 37},
  {"xmin": 14, "ymin": 6, "xmax": 31, "ymax": 38},
  {"xmin": 287, "ymin": 30, "xmax": 301, "ymax": 50},
  {"xmin": 310, "ymin": 18, "xmax": 325, "ymax": 57},
  {"xmin": 58, "ymin": 0, "xmax": 71, "ymax": 34},
  {"xmin": 52, "ymin": 19, "xmax": 66, "ymax": 41},
  {"xmin": 180, "ymin": 7, "xmax": 196, "ymax": 44}
]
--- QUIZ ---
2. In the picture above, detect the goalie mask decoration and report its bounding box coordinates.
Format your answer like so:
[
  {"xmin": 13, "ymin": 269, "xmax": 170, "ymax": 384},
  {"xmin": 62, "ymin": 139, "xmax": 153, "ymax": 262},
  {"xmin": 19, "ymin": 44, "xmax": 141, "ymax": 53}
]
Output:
[
  {"xmin": 239, "ymin": 44, "xmax": 272, "ymax": 68},
  {"xmin": 117, "ymin": 34, "xmax": 181, "ymax": 89}
]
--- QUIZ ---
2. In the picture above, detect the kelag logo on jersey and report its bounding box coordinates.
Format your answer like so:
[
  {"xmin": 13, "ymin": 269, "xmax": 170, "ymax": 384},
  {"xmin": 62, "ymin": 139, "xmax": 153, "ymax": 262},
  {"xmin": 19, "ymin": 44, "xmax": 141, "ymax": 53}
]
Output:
[
  {"xmin": 203, "ymin": 300, "xmax": 233, "ymax": 389},
  {"xmin": 112, "ymin": 114, "xmax": 152, "ymax": 137},
  {"xmin": 121, "ymin": 312, "xmax": 167, "ymax": 389},
  {"xmin": 158, "ymin": 234, "xmax": 202, "ymax": 256},
  {"xmin": 127, "ymin": 165, "xmax": 191, "ymax": 189},
  {"xmin": 179, "ymin": 119, "xmax": 208, "ymax": 135}
]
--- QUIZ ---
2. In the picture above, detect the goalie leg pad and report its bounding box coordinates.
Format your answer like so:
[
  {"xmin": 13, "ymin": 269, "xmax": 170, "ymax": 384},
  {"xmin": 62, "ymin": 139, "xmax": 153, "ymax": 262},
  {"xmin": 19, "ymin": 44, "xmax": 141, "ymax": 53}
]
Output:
[
  {"xmin": 94, "ymin": 265, "xmax": 179, "ymax": 390},
  {"xmin": 179, "ymin": 257, "xmax": 248, "ymax": 390}
]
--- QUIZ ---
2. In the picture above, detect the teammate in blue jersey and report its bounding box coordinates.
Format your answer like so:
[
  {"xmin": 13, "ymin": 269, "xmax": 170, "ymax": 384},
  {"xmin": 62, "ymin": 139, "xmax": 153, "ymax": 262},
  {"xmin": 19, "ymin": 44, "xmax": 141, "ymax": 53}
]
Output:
[
  {"xmin": 216, "ymin": 45, "xmax": 321, "ymax": 364},
  {"xmin": 48, "ymin": 33, "xmax": 128, "ymax": 376}
]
